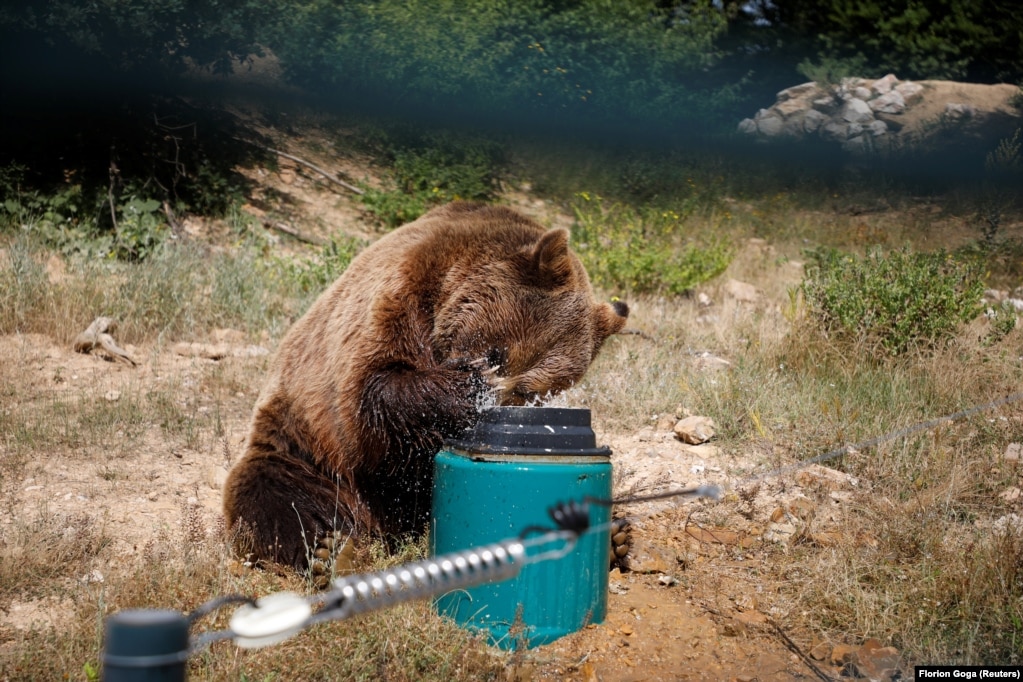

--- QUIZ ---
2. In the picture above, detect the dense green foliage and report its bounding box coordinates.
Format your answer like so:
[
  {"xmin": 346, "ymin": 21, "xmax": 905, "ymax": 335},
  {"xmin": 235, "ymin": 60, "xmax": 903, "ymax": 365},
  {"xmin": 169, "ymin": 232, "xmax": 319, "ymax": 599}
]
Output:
[
  {"xmin": 801, "ymin": 247, "xmax": 986, "ymax": 355},
  {"xmin": 754, "ymin": 0, "xmax": 1023, "ymax": 83},
  {"xmin": 0, "ymin": 0, "xmax": 279, "ymax": 74},
  {"xmin": 270, "ymin": 0, "xmax": 734, "ymax": 130},
  {"xmin": 359, "ymin": 131, "xmax": 505, "ymax": 228}
]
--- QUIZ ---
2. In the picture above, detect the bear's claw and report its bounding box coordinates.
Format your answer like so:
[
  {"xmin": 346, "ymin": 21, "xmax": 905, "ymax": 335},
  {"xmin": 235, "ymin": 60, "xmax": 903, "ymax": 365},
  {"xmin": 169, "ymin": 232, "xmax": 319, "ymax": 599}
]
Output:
[
  {"xmin": 309, "ymin": 530, "xmax": 356, "ymax": 590},
  {"xmin": 609, "ymin": 517, "xmax": 632, "ymax": 572}
]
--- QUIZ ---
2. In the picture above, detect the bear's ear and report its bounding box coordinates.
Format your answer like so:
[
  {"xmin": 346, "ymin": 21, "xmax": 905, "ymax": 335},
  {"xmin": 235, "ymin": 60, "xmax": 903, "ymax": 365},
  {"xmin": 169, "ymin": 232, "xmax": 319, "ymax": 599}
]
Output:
[{"xmin": 528, "ymin": 229, "xmax": 574, "ymax": 287}]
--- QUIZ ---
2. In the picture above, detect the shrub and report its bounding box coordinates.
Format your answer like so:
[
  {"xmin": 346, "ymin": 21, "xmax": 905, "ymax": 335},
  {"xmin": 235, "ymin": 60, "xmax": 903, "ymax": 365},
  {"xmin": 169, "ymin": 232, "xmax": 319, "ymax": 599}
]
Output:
[
  {"xmin": 360, "ymin": 132, "xmax": 504, "ymax": 228},
  {"xmin": 570, "ymin": 193, "xmax": 732, "ymax": 296},
  {"xmin": 801, "ymin": 247, "xmax": 986, "ymax": 355}
]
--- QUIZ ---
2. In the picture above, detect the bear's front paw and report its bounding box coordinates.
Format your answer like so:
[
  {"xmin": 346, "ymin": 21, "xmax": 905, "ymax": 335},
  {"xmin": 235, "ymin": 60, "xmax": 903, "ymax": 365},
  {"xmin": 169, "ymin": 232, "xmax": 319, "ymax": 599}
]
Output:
[
  {"xmin": 308, "ymin": 531, "xmax": 356, "ymax": 590},
  {"xmin": 610, "ymin": 517, "xmax": 632, "ymax": 572}
]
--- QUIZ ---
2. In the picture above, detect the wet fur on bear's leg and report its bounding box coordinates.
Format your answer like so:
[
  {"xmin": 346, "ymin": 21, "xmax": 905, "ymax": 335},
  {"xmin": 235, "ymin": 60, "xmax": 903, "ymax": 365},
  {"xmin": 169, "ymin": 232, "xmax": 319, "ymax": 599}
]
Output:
[
  {"xmin": 355, "ymin": 359, "xmax": 490, "ymax": 536},
  {"xmin": 223, "ymin": 433, "xmax": 366, "ymax": 570}
]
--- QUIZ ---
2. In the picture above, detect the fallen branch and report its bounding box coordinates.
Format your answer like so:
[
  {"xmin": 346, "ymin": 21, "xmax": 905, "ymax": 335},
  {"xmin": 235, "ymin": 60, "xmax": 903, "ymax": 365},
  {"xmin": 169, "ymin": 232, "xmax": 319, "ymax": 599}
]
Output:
[
  {"xmin": 618, "ymin": 327, "xmax": 656, "ymax": 341},
  {"xmin": 73, "ymin": 317, "xmax": 137, "ymax": 366},
  {"xmin": 239, "ymin": 138, "xmax": 365, "ymax": 196},
  {"xmin": 266, "ymin": 220, "xmax": 326, "ymax": 246}
]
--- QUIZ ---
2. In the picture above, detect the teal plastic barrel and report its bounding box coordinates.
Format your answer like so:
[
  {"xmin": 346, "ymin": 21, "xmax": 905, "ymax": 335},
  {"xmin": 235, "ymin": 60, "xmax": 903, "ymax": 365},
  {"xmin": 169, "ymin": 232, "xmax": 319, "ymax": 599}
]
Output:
[{"xmin": 431, "ymin": 406, "xmax": 611, "ymax": 649}]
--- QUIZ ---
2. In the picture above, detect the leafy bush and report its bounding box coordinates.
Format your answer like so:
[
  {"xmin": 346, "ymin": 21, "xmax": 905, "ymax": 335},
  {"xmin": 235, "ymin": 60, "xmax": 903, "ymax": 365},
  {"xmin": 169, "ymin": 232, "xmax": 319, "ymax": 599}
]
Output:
[
  {"xmin": 571, "ymin": 193, "xmax": 732, "ymax": 296},
  {"xmin": 1, "ymin": 168, "xmax": 170, "ymax": 261},
  {"xmin": 801, "ymin": 247, "xmax": 986, "ymax": 355},
  {"xmin": 360, "ymin": 132, "xmax": 504, "ymax": 228}
]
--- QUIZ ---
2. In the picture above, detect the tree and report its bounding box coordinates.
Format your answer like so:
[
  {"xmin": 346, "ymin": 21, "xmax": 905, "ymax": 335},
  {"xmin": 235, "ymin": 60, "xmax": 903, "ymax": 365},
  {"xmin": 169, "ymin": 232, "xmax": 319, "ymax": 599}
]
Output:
[
  {"xmin": 754, "ymin": 0, "xmax": 1023, "ymax": 83},
  {"xmin": 0, "ymin": 1, "xmax": 282, "ymax": 75}
]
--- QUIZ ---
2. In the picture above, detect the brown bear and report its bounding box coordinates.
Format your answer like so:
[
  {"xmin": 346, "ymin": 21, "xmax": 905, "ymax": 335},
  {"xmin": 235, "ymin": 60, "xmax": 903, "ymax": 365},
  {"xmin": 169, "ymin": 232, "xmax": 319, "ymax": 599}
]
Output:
[{"xmin": 223, "ymin": 201, "xmax": 628, "ymax": 575}]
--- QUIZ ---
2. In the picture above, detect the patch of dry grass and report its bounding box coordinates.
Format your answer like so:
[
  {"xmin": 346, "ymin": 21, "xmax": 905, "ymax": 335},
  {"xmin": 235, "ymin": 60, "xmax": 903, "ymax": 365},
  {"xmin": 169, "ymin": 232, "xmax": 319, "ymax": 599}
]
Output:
[{"xmin": 1, "ymin": 507, "xmax": 506, "ymax": 681}]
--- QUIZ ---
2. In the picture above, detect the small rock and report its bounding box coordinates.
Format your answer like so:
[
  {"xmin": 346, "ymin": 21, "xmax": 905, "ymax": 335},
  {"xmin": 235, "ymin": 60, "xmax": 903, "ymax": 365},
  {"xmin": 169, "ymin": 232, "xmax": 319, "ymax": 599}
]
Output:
[
  {"xmin": 812, "ymin": 96, "xmax": 839, "ymax": 113},
  {"xmin": 809, "ymin": 640, "xmax": 831, "ymax": 661},
  {"xmin": 720, "ymin": 619, "xmax": 746, "ymax": 637},
  {"xmin": 795, "ymin": 464, "xmax": 858, "ymax": 490},
  {"xmin": 821, "ymin": 119, "xmax": 850, "ymax": 141},
  {"xmin": 841, "ymin": 98, "xmax": 874, "ymax": 124},
  {"xmin": 869, "ymin": 89, "xmax": 906, "ymax": 114},
  {"xmin": 775, "ymin": 98, "xmax": 808, "ymax": 117},
  {"xmin": 1005, "ymin": 298, "xmax": 1023, "ymax": 312},
  {"xmin": 682, "ymin": 443, "xmax": 721, "ymax": 458},
  {"xmin": 852, "ymin": 86, "xmax": 872, "ymax": 100},
  {"xmin": 80, "ymin": 570, "xmax": 104, "ymax": 585},
  {"xmin": 1000, "ymin": 487, "xmax": 1021, "ymax": 503},
  {"xmin": 894, "ymin": 81, "xmax": 924, "ymax": 103},
  {"xmin": 657, "ymin": 574, "xmax": 677, "ymax": 587},
  {"xmin": 777, "ymin": 82, "xmax": 819, "ymax": 100},
  {"xmin": 993, "ymin": 514, "xmax": 1023, "ymax": 534},
  {"xmin": 830, "ymin": 643, "xmax": 857, "ymax": 666},
  {"xmin": 733, "ymin": 593, "xmax": 757, "ymax": 611},
  {"xmin": 870, "ymin": 74, "xmax": 899, "ymax": 95},
  {"xmin": 723, "ymin": 279, "xmax": 759, "ymax": 303},
  {"xmin": 848, "ymin": 638, "xmax": 901, "ymax": 682},
  {"xmin": 803, "ymin": 108, "xmax": 828, "ymax": 133},
  {"xmin": 697, "ymin": 292, "xmax": 712, "ymax": 307},
  {"xmin": 673, "ymin": 416, "xmax": 716, "ymax": 445},
  {"xmin": 1004, "ymin": 443, "xmax": 1022, "ymax": 462},
  {"xmin": 619, "ymin": 624, "xmax": 634, "ymax": 636},
  {"xmin": 654, "ymin": 414, "xmax": 677, "ymax": 431},
  {"xmin": 756, "ymin": 115, "xmax": 784, "ymax": 137},
  {"xmin": 173, "ymin": 342, "xmax": 229, "ymax": 360},
  {"xmin": 866, "ymin": 119, "xmax": 889, "ymax": 136},
  {"xmin": 104, "ymin": 390, "xmax": 121, "ymax": 402},
  {"xmin": 793, "ymin": 464, "xmax": 859, "ymax": 490}
]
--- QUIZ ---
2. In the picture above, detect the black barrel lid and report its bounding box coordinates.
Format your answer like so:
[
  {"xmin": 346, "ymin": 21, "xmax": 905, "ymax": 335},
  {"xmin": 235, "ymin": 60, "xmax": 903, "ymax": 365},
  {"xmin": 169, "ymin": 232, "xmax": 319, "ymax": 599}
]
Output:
[{"xmin": 445, "ymin": 406, "xmax": 610, "ymax": 457}]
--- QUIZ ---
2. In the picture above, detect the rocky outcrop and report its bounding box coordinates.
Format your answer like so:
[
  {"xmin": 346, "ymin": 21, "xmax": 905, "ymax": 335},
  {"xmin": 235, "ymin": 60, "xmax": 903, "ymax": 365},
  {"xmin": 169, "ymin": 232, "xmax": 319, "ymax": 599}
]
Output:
[{"xmin": 737, "ymin": 74, "xmax": 1013, "ymax": 154}]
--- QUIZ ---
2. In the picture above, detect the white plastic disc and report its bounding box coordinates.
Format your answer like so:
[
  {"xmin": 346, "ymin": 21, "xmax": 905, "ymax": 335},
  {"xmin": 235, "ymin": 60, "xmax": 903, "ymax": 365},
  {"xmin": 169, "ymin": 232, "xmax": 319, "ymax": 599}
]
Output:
[{"xmin": 229, "ymin": 592, "xmax": 312, "ymax": 649}]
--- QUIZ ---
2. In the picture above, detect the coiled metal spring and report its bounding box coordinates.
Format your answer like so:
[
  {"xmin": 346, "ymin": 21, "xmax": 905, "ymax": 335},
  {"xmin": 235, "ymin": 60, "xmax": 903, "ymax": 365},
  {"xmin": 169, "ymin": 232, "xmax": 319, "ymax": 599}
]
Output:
[{"xmin": 315, "ymin": 539, "xmax": 526, "ymax": 622}]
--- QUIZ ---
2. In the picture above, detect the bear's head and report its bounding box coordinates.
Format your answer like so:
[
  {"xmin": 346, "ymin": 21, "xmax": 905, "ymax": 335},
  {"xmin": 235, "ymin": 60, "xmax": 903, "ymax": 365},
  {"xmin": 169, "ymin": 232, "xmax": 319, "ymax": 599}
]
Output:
[{"xmin": 435, "ymin": 227, "xmax": 628, "ymax": 405}]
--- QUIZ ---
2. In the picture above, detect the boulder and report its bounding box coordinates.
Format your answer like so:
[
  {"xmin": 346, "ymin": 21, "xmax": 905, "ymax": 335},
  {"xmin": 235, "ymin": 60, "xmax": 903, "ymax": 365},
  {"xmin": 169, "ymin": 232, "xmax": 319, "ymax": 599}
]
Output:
[
  {"xmin": 841, "ymin": 98, "xmax": 874, "ymax": 123},
  {"xmin": 756, "ymin": 114, "xmax": 784, "ymax": 137},
  {"xmin": 871, "ymin": 73, "xmax": 899, "ymax": 95}
]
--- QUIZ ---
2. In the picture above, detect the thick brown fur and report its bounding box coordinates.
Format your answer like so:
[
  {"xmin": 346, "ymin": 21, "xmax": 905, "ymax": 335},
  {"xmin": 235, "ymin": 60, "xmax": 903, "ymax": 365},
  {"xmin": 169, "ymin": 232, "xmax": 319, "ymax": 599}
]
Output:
[{"xmin": 223, "ymin": 202, "xmax": 628, "ymax": 569}]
